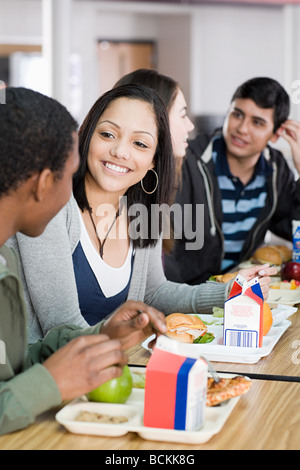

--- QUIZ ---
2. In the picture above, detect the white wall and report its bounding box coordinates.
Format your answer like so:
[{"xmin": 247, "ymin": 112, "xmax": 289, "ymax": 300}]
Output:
[
  {"xmin": 189, "ymin": 4, "xmax": 285, "ymax": 116},
  {"xmin": 70, "ymin": 1, "xmax": 300, "ymax": 123},
  {"xmin": 155, "ymin": 14, "xmax": 191, "ymax": 105},
  {"xmin": 1, "ymin": 0, "xmax": 300, "ymax": 124},
  {"xmin": 70, "ymin": 2, "xmax": 192, "ymax": 120},
  {"xmin": 0, "ymin": 0, "xmax": 41, "ymax": 42},
  {"xmin": 71, "ymin": 2, "xmax": 161, "ymax": 119}
]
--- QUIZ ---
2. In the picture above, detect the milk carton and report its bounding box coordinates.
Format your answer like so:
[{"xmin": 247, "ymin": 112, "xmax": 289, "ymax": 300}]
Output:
[
  {"xmin": 143, "ymin": 336, "xmax": 207, "ymax": 431},
  {"xmin": 292, "ymin": 220, "xmax": 300, "ymax": 263},
  {"xmin": 223, "ymin": 275, "xmax": 264, "ymax": 348}
]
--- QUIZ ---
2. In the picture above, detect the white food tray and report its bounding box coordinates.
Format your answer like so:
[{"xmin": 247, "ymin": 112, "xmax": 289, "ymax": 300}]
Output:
[
  {"xmin": 56, "ymin": 373, "xmax": 242, "ymax": 445},
  {"xmin": 236, "ymin": 271, "xmax": 300, "ymax": 306},
  {"xmin": 142, "ymin": 306, "xmax": 297, "ymax": 364},
  {"xmin": 267, "ymin": 288, "xmax": 300, "ymax": 306}
]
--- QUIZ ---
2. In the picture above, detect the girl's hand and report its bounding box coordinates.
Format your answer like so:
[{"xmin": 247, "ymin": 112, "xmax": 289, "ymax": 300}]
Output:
[{"xmin": 236, "ymin": 264, "xmax": 278, "ymax": 300}]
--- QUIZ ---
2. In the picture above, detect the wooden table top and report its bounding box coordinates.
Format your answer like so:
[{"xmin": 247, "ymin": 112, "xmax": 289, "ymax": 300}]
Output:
[
  {"xmin": 0, "ymin": 379, "xmax": 299, "ymax": 450},
  {"xmin": 1, "ymin": 308, "xmax": 299, "ymax": 450}
]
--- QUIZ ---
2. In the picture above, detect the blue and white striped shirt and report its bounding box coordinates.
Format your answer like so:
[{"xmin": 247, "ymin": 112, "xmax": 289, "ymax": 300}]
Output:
[{"xmin": 212, "ymin": 136, "xmax": 273, "ymax": 271}]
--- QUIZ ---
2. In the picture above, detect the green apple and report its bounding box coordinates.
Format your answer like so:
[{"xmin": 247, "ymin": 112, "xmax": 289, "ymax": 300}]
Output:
[{"xmin": 87, "ymin": 365, "xmax": 133, "ymax": 404}]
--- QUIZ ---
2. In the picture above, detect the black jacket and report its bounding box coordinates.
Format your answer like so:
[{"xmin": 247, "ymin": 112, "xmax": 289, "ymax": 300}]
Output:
[{"xmin": 164, "ymin": 131, "xmax": 300, "ymax": 285}]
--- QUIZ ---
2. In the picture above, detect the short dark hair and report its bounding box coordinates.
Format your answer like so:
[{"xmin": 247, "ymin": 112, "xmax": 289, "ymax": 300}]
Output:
[
  {"xmin": 231, "ymin": 77, "xmax": 290, "ymax": 132},
  {"xmin": 0, "ymin": 87, "xmax": 78, "ymax": 198},
  {"xmin": 74, "ymin": 83, "xmax": 175, "ymax": 248},
  {"xmin": 114, "ymin": 68, "xmax": 179, "ymax": 112}
]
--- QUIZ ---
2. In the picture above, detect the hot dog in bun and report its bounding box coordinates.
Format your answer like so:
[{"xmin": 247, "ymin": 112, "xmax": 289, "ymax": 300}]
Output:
[{"xmin": 166, "ymin": 313, "xmax": 207, "ymax": 344}]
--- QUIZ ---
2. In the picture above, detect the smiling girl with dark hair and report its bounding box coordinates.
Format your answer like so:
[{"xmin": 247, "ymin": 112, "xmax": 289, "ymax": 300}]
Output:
[{"xmin": 74, "ymin": 84, "xmax": 175, "ymax": 248}]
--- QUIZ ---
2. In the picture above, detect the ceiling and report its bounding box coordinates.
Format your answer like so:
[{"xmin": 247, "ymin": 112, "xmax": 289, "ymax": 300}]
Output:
[{"xmin": 80, "ymin": 0, "xmax": 298, "ymax": 4}]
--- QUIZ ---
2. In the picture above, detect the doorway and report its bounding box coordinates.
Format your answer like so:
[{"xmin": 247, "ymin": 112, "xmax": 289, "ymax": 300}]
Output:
[
  {"xmin": 98, "ymin": 40, "xmax": 156, "ymax": 95},
  {"xmin": 0, "ymin": 44, "xmax": 44, "ymax": 91}
]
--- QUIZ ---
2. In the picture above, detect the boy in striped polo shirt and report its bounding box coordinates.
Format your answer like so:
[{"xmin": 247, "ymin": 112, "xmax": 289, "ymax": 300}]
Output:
[
  {"xmin": 212, "ymin": 132, "xmax": 273, "ymax": 272},
  {"xmin": 165, "ymin": 77, "xmax": 300, "ymax": 284}
]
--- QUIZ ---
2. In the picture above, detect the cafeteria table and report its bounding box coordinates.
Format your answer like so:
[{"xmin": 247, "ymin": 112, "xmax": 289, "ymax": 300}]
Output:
[
  {"xmin": 0, "ymin": 376, "xmax": 299, "ymax": 450},
  {"xmin": 1, "ymin": 308, "xmax": 299, "ymax": 450},
  {"xmin": 128, "ymin": 307, "xmax": 300, "ymax": 382}
]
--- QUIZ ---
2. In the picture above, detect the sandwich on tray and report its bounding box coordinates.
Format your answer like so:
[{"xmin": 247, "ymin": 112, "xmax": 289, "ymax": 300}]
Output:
[{"xmin": 166, "ymin": 313, "xmax": 208, "ymax": 344}]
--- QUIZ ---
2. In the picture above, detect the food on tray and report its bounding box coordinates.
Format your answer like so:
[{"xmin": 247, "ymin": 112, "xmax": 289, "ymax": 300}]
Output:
[
  {"xmin": 252, "ymin": 244, "xmax": 292, "ymax": 266},
  {"xmin": 209, "ymin": 272, "xmax": 237, "ymax": 283},
  {"xmin": 271, "ymin": 279, "xmax": 300, "ymax": 290},
  {"xmin": 206, "ymin": 376, "xmax": 252, "ymax": 407},
  {"xmin": 262, "ymin": 302, "xmax": 273, "ymax": 336},
  {"xmin": 212, "ymin": 306, "xmax": 224, "ymax": 318},
  {"xmin": 193, "ymin": 332, "xmax": 215, "ymax": 344},
  {"xmin": 87, "ymin": 365, "xmax": 133, "ymax": 404},
  {"xmin": 132, "ymin": 368, "xmax": 252, "ymax": 408},
  {"xmin": 165, "ymin": 313, "xmax": 213, "ymax": 344},
  {"xmin": 76, "ymin": 410, "xmax": 128, "ymax": 424},
  {"xmin": 281, "ymin": 261, "xmax": 300, "ymax": 281},
  {"xmin": 131, "ymin": 371, "xmax": 146, "ymax": 389}
]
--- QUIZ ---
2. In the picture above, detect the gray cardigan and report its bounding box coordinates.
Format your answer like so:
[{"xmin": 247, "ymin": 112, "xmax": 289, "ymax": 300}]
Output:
[{"xmin": 6, "ymin": 195, "xmax": 230, "ymax": 343}]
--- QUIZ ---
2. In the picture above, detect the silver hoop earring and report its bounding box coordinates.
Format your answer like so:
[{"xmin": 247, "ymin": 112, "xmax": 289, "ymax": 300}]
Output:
[{"xmin": 141, "ymin": 168, "xmax": 159, "ymax": 195}]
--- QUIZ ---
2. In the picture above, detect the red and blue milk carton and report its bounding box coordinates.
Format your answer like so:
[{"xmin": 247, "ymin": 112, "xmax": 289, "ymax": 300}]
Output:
[
  {"xmin": 143, "ymin": 336, "xmax": 207, "ymax": 431},
  {"xmin": 223, "ymin": 275, "xmax": 264, "ymax": 348}
]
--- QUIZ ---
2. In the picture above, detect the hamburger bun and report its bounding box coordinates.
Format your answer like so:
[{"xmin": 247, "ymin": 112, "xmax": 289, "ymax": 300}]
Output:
[
  {"xmin": 166, "ymin": 313, "xmax": 206, "ymax": 330},
  {"xmin": 253, "ymin": 245, "xmax": 292, "ymax": 266},
  {"xmin": 166, "ymin": 313, "xmax": 207, "ymax": 343},
  {"xmin": 275, "ymin": 245, "xmax": 292, "ymax": 263}
]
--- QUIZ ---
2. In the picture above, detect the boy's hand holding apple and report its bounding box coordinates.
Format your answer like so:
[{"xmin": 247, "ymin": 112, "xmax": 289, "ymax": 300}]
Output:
[
  {"xmin": 43, "ymin": 334, "xmax": 127, "ymax": 402},
  {"xmin": 43, "ymin": 300, "xmax": 165, "ymax": 402}
]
